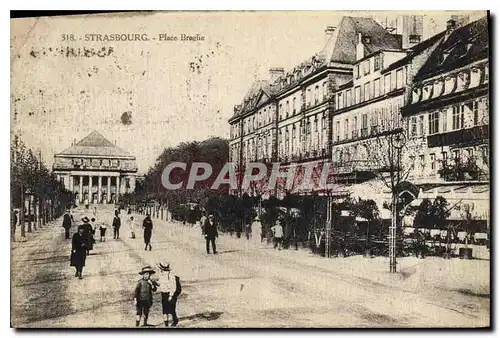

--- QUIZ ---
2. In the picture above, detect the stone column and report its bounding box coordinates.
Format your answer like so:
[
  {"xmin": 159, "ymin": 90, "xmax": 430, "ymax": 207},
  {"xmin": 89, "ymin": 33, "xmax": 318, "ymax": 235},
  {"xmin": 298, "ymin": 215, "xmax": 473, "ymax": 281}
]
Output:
[
  {"xmin": 98, "ymin": 176, "xmax": 102, "ymax": 204},
  {"xmin": 88, "ymin": 175, "xmax": 92, "ymax": 203},
  {"xmin": 79, "ymin": 176, "xmax": 83, "ymax": 203},
  {"xmin": 116, "ymin": 176, "xmax": 121, "ymax": 200},
  {"xmin": 107, "ymin": 177, "xmax": 111, "ymax": 203}
]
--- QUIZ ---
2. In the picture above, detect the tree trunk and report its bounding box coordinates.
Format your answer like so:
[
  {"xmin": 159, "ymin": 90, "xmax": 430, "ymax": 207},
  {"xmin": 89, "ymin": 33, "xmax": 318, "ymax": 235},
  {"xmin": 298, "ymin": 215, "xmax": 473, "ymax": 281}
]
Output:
[
  {"xmin": 35, "ymin": 196, "xmax": 40, "ymax": 229},
  {"xmin": 20, "ymin": 187, "xmax": 26, "ymax": 238},
  {"xmin": 27, "ymin": 195, "xmax": 32, "ymax": 233}
]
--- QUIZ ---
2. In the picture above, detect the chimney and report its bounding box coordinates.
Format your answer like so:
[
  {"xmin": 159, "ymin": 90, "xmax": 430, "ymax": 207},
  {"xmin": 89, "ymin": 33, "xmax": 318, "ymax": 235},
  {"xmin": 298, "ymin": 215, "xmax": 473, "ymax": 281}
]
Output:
[
  {"xmin": 400, "ymin": 15, "xmax": 423, "ymax": 49},
  {"xmin": 325, "ymin": 26, "xmax": 336, "ymax": 45},
  {"xmin": 356, "ymin": 33, "xmax": 364, "ymax": 61},
  {"xmin": 269, "ymin": 67, "xmax": 285, "ymax": 83}
]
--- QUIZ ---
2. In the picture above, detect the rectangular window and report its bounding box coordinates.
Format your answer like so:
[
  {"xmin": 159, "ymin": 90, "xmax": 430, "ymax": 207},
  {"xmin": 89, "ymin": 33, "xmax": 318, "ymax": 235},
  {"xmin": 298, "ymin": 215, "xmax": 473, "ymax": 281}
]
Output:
[
  {"xmin": 373, "ymin": 78, "xmax": 380, "ymax": 98},
  {"xmin": 409, "ymin": 116, "xmax": 417, "ymax": 137},
  {"xmin": 473, "ymin": 100, "xmax": 479, "ymax": 125},
  {"xmin": 354, "ymin": 65, "xmax": 359, "ymax": 79},
  {"xmin": 344, "ymin": 119, "xmax": 349, "ymax": 139},
  {"xmin": 364, "ymin": 60, "xmax": 370, "ymax": 75},
  {"xmin": 419, "ymin": 154, "xmax": 425, "ymax": 168},
  {"xmin": 364, "ymin": 82, "xmax": 370, "ymax": 101},
  {"xmin": 361, "ymin": 114, "xmax": 368, "ymax": 137},
  {"xmin": 430, "ymin": 153, "xmax": 436, "ymax": 171},
  {"xmin": 442, "ymin": 152, "xmax": 448, "ymax": 167},
  {"xmin": 346, "ymin": 90, "xmax": 352, "ymax": 107},
  {"xmin": 374, "ymin": 55, "xmax": 381, "ymax": 71},
  {"xmin": 418, "ymin": 115, "xmax": 425, "ymax": 136},
  {"xmin": 337, "ymin": 93, "xmax": 344, "ymax": 110},
  {"xmin": 452, "ymin": 105, "xmax": 464, "ymax": 130},
  {"xmin": 428, "ymin": 111, "xmax": 439, "ymax": 135},
  {"xmin": 384, "ymin": 74, "xmax": 391, "ymax": 94},
  {"xmin": 452, "ymin": 149, "xmax": 460, "ymax": 162},
  {"xmin": 396, "ymin": 69, "xmax": 404, "ymax": 89},
  {"xmin": 355, "ymin": 86, "xmax": 361, "ymax": 104},
  {"xmin": 335, "ymin": 121, "xmax": 340, "ymax": 141},
  {"xmin": 441, "ymin": 110, "xmax": 448, "ymax": 132},
  {"xmin": 352, "ymin": 116, "xmax": 358, "ymax": 138}
]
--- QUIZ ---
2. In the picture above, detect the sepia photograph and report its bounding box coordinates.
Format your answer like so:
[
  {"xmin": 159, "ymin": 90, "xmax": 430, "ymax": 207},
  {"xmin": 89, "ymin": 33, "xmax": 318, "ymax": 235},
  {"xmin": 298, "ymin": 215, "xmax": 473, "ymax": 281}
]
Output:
[{"xmin": 10, "ymin": 10, "xmax": 490, "ymax": 328}]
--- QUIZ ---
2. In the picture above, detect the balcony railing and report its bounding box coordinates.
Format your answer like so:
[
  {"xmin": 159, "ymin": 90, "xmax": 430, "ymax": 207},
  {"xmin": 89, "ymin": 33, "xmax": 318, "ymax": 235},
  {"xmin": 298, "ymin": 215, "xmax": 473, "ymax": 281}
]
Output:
[
  {"xmin": 427, "ymin": 125, "xmax": 489, "ymax": 148},
  {"xmin": 331, "ymin": 159, "xmax": 375, "ymax": 174}
]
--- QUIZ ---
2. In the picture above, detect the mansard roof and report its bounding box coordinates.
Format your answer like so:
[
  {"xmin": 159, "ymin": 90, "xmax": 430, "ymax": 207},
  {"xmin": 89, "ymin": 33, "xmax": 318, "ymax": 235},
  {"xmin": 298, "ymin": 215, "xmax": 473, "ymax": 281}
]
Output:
[{"xmin": 414, "ymin": 16, "xmax": 489, "ymax": 81}]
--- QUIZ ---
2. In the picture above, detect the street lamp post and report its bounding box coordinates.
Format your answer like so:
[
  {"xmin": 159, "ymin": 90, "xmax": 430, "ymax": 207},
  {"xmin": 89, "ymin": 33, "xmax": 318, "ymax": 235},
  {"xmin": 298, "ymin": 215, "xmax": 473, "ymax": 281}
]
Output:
[{"xmin": 389, "ymin": 132, "xmax": 406, "ymax": 273}]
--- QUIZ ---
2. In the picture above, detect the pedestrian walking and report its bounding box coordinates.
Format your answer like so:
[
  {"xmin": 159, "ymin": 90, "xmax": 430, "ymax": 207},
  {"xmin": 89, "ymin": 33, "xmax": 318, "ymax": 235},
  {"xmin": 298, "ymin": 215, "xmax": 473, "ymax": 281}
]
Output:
[
  {"xmin": 62, "ymin": 209, "xmax": 72, "ymax": 239},
  {"xmin": 78, "ymin": 217, "xmax": 94, "ymax": 255},
  {"xmin": 70, "ymin": 226, "xmax": 88, "ymax": 279},
  {"xmin": 245, "ymin": 220, "xmax": 252, "ymax": 240},
  {"xmin": 143, "ymin": 214, "xmax": 153, "ymax": 251},
  {"xmin": 99, "ymin": 221, "xmax": 107, "ymax": 242},
  {"xmin": 112, "ymin": 210, "xmax": 121, "ymax": 239},
  {"xmin": 133, "ymin": 266, "xmax": 158, "ymax": 327},
  {"xmin": 157, "ymin": 263, "xmax": 182, "ymax": 327},
  {"xmin": 271, "ymin": 219, "xmax": 284, "ymax": 250},
  {"xmin": 251, "ymin": 216, "xmax": 262, "ymax": 244},
  {"xmin": 129, "ymin": 216, "xmax": 136, "ymax": 239},
  {"xmin": 203, "ymin": 214, "xmax": 218, "ymax": 254},
  {"xmin": 11, "ymin": 209, "xmax": 18, "ymax": 242}
]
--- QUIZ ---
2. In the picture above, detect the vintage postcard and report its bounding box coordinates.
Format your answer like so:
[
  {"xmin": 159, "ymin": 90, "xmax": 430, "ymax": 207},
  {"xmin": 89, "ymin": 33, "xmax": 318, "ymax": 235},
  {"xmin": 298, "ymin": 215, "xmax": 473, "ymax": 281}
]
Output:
[{"xmin": 10, "ymin": 10, "xmax": 490, "ymax": 328}]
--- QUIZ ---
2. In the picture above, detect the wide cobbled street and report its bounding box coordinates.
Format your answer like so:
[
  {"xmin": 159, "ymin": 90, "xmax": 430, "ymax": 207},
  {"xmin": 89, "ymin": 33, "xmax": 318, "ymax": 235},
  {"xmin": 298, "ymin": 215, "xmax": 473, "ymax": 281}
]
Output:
[{"xmin": 11, "ymin": 205, "xmax": 490, "ymax": 328}]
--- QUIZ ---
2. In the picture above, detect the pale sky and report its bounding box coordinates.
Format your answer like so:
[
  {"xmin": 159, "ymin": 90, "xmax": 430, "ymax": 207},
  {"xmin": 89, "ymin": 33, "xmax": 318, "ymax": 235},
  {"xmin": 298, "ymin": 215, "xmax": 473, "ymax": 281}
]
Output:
[{"xmin": 10, "ymin": 11, "xmax": 486, "ymax": 173}]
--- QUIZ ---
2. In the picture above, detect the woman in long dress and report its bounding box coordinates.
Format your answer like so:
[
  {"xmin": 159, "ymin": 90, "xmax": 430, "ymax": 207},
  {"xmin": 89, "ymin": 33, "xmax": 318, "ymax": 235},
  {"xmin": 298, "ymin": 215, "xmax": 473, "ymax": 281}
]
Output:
[{"xmin": 70, "ymin": 226, "xmax": 87, "ymax": 279}]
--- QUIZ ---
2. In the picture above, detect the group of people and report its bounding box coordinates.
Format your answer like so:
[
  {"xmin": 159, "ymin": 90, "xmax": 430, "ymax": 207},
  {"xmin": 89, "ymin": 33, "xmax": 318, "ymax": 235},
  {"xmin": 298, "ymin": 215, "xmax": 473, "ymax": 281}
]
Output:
[
  {"xmin": 65, "ymin": 208, "xmax": 157, "ymax": 280},
  {"xmin": 133, "ymin": 264, "xmax": 182, "ymax": 327},
  {"xmin": 69, "ymin": 215, "xmax": 98, "ymax": 279}
]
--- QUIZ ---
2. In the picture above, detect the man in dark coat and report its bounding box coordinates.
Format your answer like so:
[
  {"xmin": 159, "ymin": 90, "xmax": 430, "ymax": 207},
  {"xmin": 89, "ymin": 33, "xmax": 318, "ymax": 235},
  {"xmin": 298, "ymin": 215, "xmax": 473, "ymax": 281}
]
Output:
[
  {"xmin": 143, "ymin": 214, "xmax": 153, "ymax": 251},
  {"xmin": 70, "ymin": 226, "xmax": 88, "ymax": 279},
  {"xmin": 203, "ymin": 214, "xmax": 218, "ymax": 254},
  {"xmin": 112, "ymin": 210, "xmax": 121, "ymax": 239},
  {"xmin": 134, "ymin": 266, "xmax": 158, "ymax": 327},
  {"xmin": 62, "ymin": 210, "xmax": 72, "ymax": 239},
  {"xmin": 157, "ymin": 263, "xmax": 182, "ymax": 327}
]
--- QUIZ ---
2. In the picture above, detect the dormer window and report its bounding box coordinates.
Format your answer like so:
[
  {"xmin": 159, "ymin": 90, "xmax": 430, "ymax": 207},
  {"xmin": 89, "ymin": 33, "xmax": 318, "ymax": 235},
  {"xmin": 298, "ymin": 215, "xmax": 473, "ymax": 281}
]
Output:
[
  {"xmin": 409, "ymin": 34, "xmax": 421, "ymax": 44},
  {"xmin": 362, "ymin": 35, "xmax": 371, "ymax": 44}
]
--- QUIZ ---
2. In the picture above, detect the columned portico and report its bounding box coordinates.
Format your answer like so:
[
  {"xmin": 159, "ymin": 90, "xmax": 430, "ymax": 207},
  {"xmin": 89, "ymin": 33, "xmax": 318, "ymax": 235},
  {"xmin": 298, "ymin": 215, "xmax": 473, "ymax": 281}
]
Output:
[{"xmin": 53, "ymin": 131, "xmax": 138, "ymax": 205}]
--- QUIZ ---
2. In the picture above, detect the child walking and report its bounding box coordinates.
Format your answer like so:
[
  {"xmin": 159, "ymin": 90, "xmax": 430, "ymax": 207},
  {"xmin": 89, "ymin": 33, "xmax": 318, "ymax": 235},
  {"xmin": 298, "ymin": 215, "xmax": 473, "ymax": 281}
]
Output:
[
  {"xmin": 99, "ymin": 221, "xmax": 107, "ymax": 242},
  {"xmin": 133, "ymin": 266, "xmax": 158, "ymax": 327}
]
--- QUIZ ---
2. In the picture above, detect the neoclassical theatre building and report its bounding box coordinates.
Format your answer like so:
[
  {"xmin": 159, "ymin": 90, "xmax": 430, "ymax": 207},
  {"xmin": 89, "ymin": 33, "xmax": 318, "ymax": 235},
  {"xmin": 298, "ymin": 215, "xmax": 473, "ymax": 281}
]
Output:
[{"xmin": 53, "ymin": 131, "xmax": 138, "ymax": 204}]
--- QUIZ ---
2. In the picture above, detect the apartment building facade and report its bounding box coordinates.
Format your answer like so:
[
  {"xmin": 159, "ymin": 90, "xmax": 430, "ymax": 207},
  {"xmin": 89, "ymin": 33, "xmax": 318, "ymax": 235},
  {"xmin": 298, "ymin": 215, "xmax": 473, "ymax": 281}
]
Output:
[{"xmin": 228, "ymin": 15, "xmax": 489, "ymax": 218}]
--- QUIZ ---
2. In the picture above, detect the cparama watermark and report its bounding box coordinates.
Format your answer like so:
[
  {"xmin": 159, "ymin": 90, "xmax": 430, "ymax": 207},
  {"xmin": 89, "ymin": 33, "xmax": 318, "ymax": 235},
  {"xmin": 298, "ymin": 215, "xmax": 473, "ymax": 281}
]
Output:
[{"xmin": 161, "ymin": 162, "xmax": 338, "ymax": 191}]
